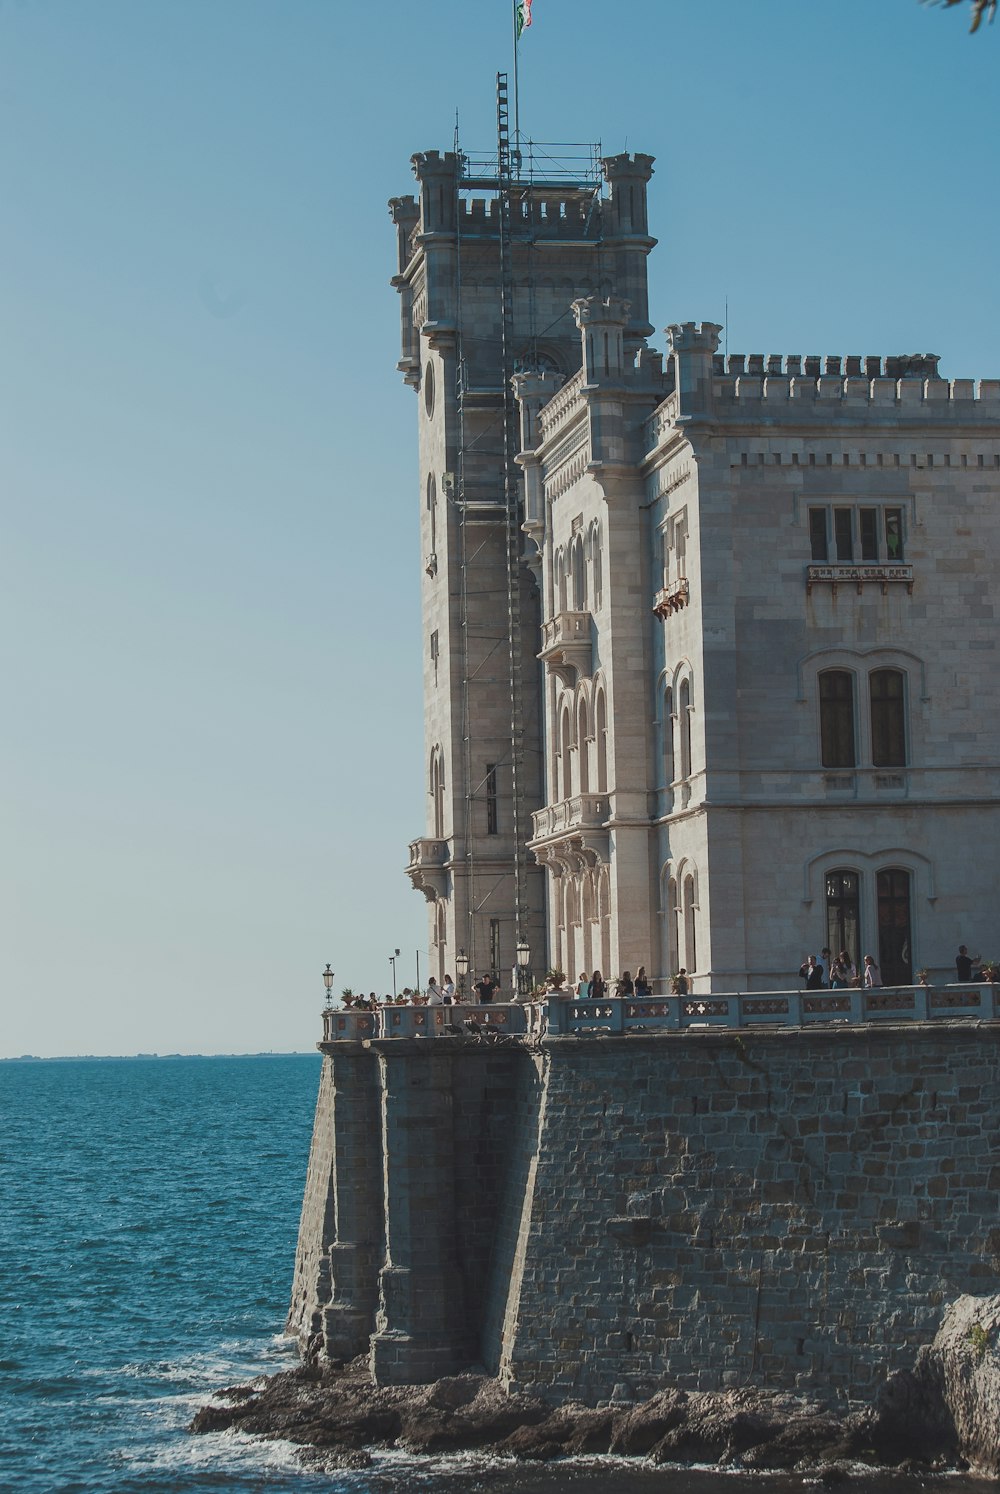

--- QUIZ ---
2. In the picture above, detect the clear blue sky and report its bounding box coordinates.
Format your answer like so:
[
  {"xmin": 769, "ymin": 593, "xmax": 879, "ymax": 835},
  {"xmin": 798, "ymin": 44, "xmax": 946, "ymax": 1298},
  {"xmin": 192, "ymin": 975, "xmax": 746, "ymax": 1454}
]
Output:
[{"xmin": 3, "ymin": 0, "xmax": 997, "ymax": 1058}]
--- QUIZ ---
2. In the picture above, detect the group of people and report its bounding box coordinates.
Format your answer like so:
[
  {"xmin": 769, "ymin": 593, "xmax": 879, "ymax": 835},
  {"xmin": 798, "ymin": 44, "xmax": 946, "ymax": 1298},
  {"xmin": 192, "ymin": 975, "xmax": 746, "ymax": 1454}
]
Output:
[
  {"xmin": 567, "ymin": 967, "xmax": 654, "ymax": 999},
  {"xmin": 798, "ymin": 948, "xmax": 882, "ymax": 989},
  {"xmin": 342, "ymin": 972, "xmax": 501, "ymax": 1011}
]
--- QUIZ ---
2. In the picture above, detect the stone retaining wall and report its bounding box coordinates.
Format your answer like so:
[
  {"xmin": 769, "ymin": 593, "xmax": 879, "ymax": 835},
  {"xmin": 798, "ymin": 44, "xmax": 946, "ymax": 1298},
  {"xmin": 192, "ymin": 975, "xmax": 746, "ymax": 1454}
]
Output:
[{"xmin": 289, "ymin": 1022, "xmax": 1000, "ymax": 1405}]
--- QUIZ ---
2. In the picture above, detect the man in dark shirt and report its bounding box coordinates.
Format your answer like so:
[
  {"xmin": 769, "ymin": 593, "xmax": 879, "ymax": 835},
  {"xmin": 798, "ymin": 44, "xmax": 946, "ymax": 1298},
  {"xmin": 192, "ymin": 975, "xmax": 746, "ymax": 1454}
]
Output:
[{"xmin": 956, "ymin": 946, "xmax": 981, "ymax": 982}]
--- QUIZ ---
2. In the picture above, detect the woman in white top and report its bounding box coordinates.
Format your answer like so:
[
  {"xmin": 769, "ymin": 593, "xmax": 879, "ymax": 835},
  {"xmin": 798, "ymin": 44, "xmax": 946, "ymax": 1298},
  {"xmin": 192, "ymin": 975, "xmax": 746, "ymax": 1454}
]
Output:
[
  {"xmin": 863, "ymin": 955, "xmax": 882, "ymax": 988},
  {"xmin": 442, "ymin": 975, "xmax": 456, "ymax": 1004}
]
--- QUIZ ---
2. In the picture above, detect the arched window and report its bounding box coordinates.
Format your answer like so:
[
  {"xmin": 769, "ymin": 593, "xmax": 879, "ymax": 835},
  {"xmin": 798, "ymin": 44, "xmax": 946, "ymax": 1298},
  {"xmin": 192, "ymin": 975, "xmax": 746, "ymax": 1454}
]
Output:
[
  {"xmin": 819, "ymin": 670, "xmax": 856, "ymax": 768},
  {"xmin": 572, "ymin": 535, "xmax": 585, "ymax": 611},
  {"xmin": 877, "ymin": 868, "xmax": 912, "ymax": 985},
  {"xmin": 825, "ymin": 870, "xmax": 860, "ymax": 967},
  {"xmin": 683, "ymin": 874, "xmax": 697, "ymax": 973},
  {"xmin": 582, "ymin": 872, "xmax": 596, "ymax": 973},
  {"xmin": 561, "ymin": 705, "xmax": 572, "ymax": 801},
  {"xmin": 663, "ymin": 686, "xmax": 675, "ymax": 787},
  {"xmin": 577, "ymin": 697, "xmax": 590, "ymax": 793},
  {"xmin": 679, "ymin": 678, "xmax": 692, "ymax": 780},
  {"xmin": 556, "ymin": 550, "xmax": 568, "ymax": 613},
  {"xmin": 430, "ymin": 748, "xmax": 445, "ymax": 837},
  {"xmin": 870, "ymin": 669, "xmax": 906, "ymax": 767},
  {"xmin": 667, "ymin": 874, "xmax": 679, "ymax": 975},
  {"xmin": 591, "ymin": 525, "xmax": 603, "ymax": 609},
  {"xmin": 595, "ymin": 690, "xmax": 608, "ymax": 792},
  {"xmin": 598, "ymin": 865, "xmax": 611, "ymax": 976}
]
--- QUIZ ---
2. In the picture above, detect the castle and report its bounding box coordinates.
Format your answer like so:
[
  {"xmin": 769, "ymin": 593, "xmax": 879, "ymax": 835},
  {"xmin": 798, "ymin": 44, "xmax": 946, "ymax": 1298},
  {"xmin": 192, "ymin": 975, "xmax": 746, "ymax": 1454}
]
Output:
[
  {"xmin": 285, "ymin": 127, "xmax": 1000, "ymax": 1403},
  {"xmin": 392, "ymin": 130, "xmax": 1000, "ymax": 992}
]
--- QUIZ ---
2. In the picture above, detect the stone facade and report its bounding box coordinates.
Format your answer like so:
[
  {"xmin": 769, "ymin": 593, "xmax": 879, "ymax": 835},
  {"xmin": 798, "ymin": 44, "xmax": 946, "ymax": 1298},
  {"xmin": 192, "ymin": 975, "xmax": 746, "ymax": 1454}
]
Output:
[
  {"xmin": 390, "ymin": 150, "xmax": 656, "ymax": 987},
  {"xmin": 393, "ymin": 140, "xmax": 1000, "ymax": 994},
  {"xmin": 288, "ymin": 1024, "xmax": 1000, "ymax": 1404},
  {"xmin": 523, "ymin": 310, "xmax": 1000, "ymax": 991}
]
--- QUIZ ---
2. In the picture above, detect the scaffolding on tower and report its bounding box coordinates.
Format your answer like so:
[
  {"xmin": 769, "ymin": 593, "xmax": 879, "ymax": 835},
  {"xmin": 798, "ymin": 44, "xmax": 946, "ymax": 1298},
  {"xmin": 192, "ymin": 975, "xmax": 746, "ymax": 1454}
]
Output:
[{"xmin": 452, "ymin": 76, "xmax": 602, "ymax": 979}]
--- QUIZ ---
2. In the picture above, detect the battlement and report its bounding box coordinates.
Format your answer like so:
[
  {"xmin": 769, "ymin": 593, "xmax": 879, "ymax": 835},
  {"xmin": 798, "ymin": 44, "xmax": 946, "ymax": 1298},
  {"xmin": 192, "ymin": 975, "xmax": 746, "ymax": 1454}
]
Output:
[
  {"xmin": 458, "ymin": 191, "xmax": 602, "ymax": 239},
  {"xmin": 708, "ymin": 372, "xmax": 998, "ymax": 415},
  {"xmin": 712, "ymin": 353, "xmax": 942, "ymax": 379}
]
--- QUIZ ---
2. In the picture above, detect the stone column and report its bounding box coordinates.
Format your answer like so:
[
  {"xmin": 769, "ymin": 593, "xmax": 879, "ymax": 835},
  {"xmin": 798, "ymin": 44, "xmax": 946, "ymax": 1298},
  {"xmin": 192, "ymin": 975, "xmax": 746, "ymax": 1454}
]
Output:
[
  {"xmin": 369, "ymin": 1042, "xmax": 473, "ymax": 1385},
  {"xmin": 286, "ymin": 1043, "xmax": 383, "ymax": 1361}
]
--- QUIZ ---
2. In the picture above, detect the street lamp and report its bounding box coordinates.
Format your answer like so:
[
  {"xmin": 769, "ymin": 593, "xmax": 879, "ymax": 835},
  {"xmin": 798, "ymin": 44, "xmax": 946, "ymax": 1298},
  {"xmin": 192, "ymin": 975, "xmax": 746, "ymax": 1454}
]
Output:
[
  {"xmin": 322, "ymin": 964, "xmax": 335, "ymax": 1007},
  {"xmin": 389, "ymin": 948, "xmax": 400, "ymax": 999},
  {"xmin": 456, "ymin": 948, "xmax": 469, "ymax": 997},
  {"xmin": 515, "ymin": 937, "xmax": 532, "ymax": 997}
]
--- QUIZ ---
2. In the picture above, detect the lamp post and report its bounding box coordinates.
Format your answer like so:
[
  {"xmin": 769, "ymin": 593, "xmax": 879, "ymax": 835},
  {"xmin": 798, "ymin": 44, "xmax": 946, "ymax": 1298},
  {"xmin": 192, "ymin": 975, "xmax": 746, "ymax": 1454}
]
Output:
[
  {"xmin": 456, "ymin": 948, "xmax": 469, "ymax": 998},
  {"xmin": 322, "ymin": 964, "xmax": 335, "ymax": 1007},
  {"xmin": 389, "ymin": 948, "xmax": 400, "ymax": 1000},
  {"xmin": 516, "ymin": 937, "xmax": 532, "ymax": 997}
]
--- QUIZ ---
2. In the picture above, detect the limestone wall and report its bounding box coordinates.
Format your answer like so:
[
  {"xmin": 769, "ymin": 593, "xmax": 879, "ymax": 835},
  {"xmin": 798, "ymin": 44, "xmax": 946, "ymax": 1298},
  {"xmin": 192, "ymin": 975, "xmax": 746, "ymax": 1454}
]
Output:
[{"xmin": 291, "ymin": 1023, "xmax": 1000, "ymax": 1407}]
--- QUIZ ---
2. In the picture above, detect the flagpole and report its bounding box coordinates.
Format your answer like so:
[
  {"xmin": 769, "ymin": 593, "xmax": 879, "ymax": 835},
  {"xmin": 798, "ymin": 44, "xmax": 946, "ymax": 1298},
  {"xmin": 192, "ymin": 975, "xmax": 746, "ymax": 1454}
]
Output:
[{"xmin": 512, "ymin": 0, "xmax": 520, "ymax": 151}]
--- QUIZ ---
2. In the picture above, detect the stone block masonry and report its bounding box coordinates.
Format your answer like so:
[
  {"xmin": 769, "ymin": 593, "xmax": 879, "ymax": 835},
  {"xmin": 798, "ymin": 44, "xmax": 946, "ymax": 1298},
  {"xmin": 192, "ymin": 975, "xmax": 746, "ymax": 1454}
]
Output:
[{"xmin": 289, "ymin": 1022, "xmax": 1000, "ymax": 1407}]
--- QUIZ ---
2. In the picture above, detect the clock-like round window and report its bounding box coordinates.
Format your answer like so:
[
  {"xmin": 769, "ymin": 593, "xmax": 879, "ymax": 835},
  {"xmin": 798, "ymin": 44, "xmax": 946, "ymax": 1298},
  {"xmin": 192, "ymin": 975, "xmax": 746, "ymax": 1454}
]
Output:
[{"xmin": 424, "ymin": 360, "xmax": 435, "ymax": 418}]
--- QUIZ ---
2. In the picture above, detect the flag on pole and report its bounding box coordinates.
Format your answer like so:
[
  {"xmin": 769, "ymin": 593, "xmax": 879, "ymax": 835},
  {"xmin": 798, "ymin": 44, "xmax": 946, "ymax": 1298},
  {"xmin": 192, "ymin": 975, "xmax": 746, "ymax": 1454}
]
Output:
[{"xmin": 516, "ymin": 0, "xmax": 532, "ymax": 40}]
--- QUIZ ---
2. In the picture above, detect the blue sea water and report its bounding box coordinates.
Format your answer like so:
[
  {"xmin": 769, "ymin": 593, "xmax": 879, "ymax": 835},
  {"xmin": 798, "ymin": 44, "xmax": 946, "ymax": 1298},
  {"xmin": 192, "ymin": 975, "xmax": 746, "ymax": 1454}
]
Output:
[{"xmin": 0, "ymin": 1055, "xmax": 981, "ymax": 1494}]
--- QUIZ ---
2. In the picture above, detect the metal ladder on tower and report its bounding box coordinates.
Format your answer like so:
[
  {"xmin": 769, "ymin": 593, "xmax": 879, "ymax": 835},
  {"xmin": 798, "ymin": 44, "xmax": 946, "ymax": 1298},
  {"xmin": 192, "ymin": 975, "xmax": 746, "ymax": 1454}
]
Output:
[{"xmin": 496, "ymin": 71, "xmax": 528, "ymax": 958}]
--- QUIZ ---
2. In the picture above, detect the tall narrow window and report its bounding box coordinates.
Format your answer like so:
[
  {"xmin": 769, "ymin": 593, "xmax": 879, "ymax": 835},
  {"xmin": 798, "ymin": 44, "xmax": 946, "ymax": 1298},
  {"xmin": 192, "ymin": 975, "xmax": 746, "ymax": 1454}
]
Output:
[
  {"xmin": 859, "ymin": 508, "xmax": 878, "ymax": 561},
  {"xmin": 489, "ymin": 918, "xmax": 502, "ymax": 981},
  {"xmin": 561, "ymin": 706, "xmax": 572, "ymax": 801},
  {"xmin": 667, "ymin": 875, "xmax": 679, "ymax": 976},
  {"xmin": 825, "ymin": 870, "xmax": 860, "ymax": 966},
  {"xmin": 884, "ymin": 508, "xmax": 904, "ymax": 560},
  {"xmin": 430, "ymin": 749, "xmax": 445, "ymax": 838},
  {"xmin": 833, "ymin": 508, "xmax": 853, "ymax": 562},
  {"xmin": 595, "ymin": 691, "xmax": 608, "ymax": 792},
  {"xmin": 557, "ymin": 552, "xmax": 568, "ymax": 613},
  {"xmin": 870, "ymin": 669, "xmax": 906, "ymax": 767},
  {"xmin": 430, "ymin": 630, "xmax": 439, "ymax": 686},
  {"xmin": 663, "ymin": 686, "xmax": 674, "ymax": 787},
  {"xmin": 809, "ymin": 509, "xmax": 828, "ymax": 562},
  {"xmin": 592, "ymin": 527, "xmax": 603, "ymax": 608},
  {"xmin": 819, "ymin": 671, "xmax": 856, "ymax": 768},
  {"xmin": 577, "ymin": 700, "xmax": 590, "ymax": 793},
  {"xmin": 877, "ymin": 869, "xmax": 912, "ymax": 985},
  {"xmin": 572, "ymin": 534, "xmax": 585, "ymax": 611},
  {"xmin": 485, "ymin": 763, "xmax": 498, "ymax": 835},
  {"xmin": 679, "ymin": 678, "xmax": 692, "ymax": 780},
  {"xmin": 683, "ymin": 874, "xmax": 697, "ymax": 972},
  {"xmin": 426, "ymin": 474, "xmax": 437, "ymax": 555}
]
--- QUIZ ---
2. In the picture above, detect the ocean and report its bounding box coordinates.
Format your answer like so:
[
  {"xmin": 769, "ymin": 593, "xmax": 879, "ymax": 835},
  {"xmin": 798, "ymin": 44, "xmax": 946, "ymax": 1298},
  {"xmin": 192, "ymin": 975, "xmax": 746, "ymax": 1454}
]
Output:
[{"xmin": 0, "ymin": 1054, "xmax": 976, "ymax": 1493}]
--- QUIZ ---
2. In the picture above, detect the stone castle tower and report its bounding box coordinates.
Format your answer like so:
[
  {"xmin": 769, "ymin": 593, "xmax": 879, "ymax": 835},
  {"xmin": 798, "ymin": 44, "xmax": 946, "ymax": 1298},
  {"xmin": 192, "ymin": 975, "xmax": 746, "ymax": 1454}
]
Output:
[{"xmin": 390, "ymin": 143, "xmax": 656, "ymax": 985}]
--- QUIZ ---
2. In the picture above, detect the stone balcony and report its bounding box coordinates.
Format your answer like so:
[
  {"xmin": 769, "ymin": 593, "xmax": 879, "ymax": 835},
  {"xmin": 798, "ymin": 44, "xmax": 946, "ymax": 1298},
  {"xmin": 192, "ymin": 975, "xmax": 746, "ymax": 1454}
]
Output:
[
  {"xmin": 806, "ymin": 563, "xmax": 914, "ymax": 595},
  {"xmin": 405, "ymin": 837, "xmax": 450, "ymax": 901},
  {"xmin": 653, "ymin": 578, "xmax": 690, "ymax": 619},
  {"xmin": 529, "ymin": 793, "xmax": 610, "ymax": 869},
  {"xmin": 538, "ymin": 610, "xmax": 592, "ymax": 685}
]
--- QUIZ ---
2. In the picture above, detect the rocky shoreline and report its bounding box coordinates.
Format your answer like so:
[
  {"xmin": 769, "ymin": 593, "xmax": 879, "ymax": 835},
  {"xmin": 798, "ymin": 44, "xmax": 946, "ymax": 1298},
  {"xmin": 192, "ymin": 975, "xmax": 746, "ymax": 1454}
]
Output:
[{"xmin": 190, "ymin": 1295, "xmax": 1000, "ymax": 1478}]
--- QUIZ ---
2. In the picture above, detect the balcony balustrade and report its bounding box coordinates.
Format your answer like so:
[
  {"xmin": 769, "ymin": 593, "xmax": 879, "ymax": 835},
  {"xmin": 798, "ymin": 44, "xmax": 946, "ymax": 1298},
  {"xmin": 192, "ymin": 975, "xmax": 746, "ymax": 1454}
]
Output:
[
  {"xmin": 404, "ymin": 837, "xmax": 450, "ymax": 901},
  {"xmin": 321, "ymin": 986, "xmax": 1000, "ymax": 1043},
  {"xmin": 530, "ymin": 793, "xmax": 609, "ymax": 841},
  {"xmin": 321, "ymin": 1002, "xmax": 526, "ymax": 1044},
  {"xmin": 538, "ymin": 610, "xmax": 592, "ymax": 685},
  {"xmin": 806, "ymin": 563, "xmax": 914, "ymax": 595},
  {"xmin": 653, "ymin": 578, "xmax": 690, "ymax": 619}
]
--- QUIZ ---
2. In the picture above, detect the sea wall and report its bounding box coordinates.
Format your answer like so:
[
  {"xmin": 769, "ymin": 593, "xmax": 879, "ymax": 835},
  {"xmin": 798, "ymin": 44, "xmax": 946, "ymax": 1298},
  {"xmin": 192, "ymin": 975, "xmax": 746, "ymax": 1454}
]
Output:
[{"xmin": 288, "ymin": 1022, "xmax": 1000, "ymax": 1406}]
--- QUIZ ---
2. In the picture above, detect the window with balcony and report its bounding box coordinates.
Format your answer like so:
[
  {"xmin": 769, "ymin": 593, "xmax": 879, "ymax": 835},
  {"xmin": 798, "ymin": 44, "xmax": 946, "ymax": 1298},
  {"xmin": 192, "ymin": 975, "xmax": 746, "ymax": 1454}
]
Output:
[
  {"xmin": 808, "ymin": 505, "xmax": 905, "ymax": 563},
  {"xmin": 819, "ymin": 670, "xmax": 856, "ymax": 768}
]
